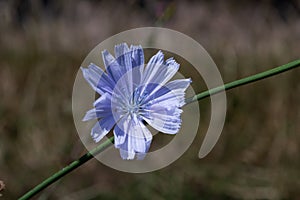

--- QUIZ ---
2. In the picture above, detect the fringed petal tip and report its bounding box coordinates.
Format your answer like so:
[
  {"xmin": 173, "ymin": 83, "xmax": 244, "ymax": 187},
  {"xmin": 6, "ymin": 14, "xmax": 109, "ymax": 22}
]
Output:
[
  {"xmin": 130, "ymin": 44, "xmax": 143, "ymax": 50},
  {"xmin": 114, "ymin": 43, "xmax": 144, "ymax": 56},
  {"xmin": 80, "ymin": 63, "xmax": 101, "ymax": 72},
  {"xmin": 115, "ymin": 43, "xmax": 129, "ymax": 49},
  {"xmin": 120, "ymin": 149, "xmax": 135, "ymax": 160},
  {"xmin": 101, "ymin": 50, "xmax": 112, "ymax": 64},
  {"xmin": 165, "ymin": 57, "xmax": 180, "ymax": 68},
  {"xmin": 113, "ymin": 43, "xmax": 142, "ymax": 50},
  {"xmin": 90, "ymin": 116, "xmax": 115, "ymax": 143},
  {"xmin": 114, "ymin": 43, "xmax": 130, "ymax": 58},
  {"xmin": 80, "ymin": 66, "xmax": 88, "ymax": 79},
  {"xmin": 182, "ymin": 78, "xmax": 192, "ymax": 105},
  {"xmin": 80, "ymin": 63, "xmax": 111, "ymax": 95},
  {"xmin": 150, "ymin": 50, "xmax": 164, "ymax": 62},
  {"xmin": 119, "ymin": 149, "xmax": 148, "ymax": 160}
]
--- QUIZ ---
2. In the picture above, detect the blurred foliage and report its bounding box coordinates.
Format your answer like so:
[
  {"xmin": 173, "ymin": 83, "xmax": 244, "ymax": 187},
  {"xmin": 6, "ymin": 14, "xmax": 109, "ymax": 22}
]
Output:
[{"xmin": 0, "ymin": 0, "xmax": 300, "ymax": 199}]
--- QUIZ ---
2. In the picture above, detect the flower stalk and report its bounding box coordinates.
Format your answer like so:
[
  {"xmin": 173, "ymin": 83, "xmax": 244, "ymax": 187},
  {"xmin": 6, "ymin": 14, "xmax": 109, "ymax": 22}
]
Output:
[
  {"xmin": 19, "ymin": 59, "xmax": 300, "ymax": 200},
  {"xmin": 19, "ymin": 137, "xmax": 114, "ymax": 200}
]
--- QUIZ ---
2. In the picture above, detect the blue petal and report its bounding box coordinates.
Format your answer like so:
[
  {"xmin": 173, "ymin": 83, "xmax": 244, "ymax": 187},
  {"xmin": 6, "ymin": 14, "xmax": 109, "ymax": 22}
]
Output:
[
  {"xmin": 140, "ymin": 78, "xmax": 191, "ymax": 134},
  {"xmin": 110, "ymin": 76, "xmax": 132, "ymax": 107},
  {"xmin": 93, "ymin": 93, "xmax": 111, "ymax": 108},
  {"xmin": 92, "ymin": 93, "xmax": 115, "ymax": 118},
  {"xmin": 114, "ymin": 43, "xmax": 132, "ymax": 72},
  {"xmin": 113, "ymin": 123, "xmax": 126, "ymax": 148},
  {"xmin": 139, "ymin": 54, "xmax": 180, "ymax": 102},
  {"xmin": 145, "ymin": 78, "xmax": 191, "ymax": 107},
  {"xmin": 142, "ymin": 105, "xmax": 182, "ymax": 134},
  {"xmin": 81, "ymin": 63, "xmax": 115, "ymax": 95},
  {"xmin": 115, "ymin": 43, "xmax": 144, "ymax": 68},
  {"xmin": 147, "ymin": 55, "xmax": 179, "ymax": 86},
  {"xmin": 155, "ymin": 57, "xmax": 180, "ymax": 86},
  {"xmin": 113, "ymin": 114, "xmax": 152, "ymax": 160},
  {"xmin": 111, "ymin": 65, "xmax": 145, "ymax": 107},
  {"xmin": 165, "ymin": 78, "xmax": 192, "ymax": 91},
  {"xmin": 130, "ymin": 45, "xmax": 144, "ymax": 68},
  {"xmin": 141, "ymin": 51, "xmax": 164, "ymax": 85},
  {"xmin": 112, "ymin": 44, "xmax": 145, "ymax": 101},
  {"xmin": 82, "ymin": 108, "xmax": 97, "ymax": 121},
  {"xmin": 130, "ymin": 45, "xmax": 144, "ymax": 87},
  {"xmin": 102, "ymin": 50, "xmax": 124, "ymax": 83},
  {"xmin": 83, "ymin": 93, "xmax": 115, "ymax": 121},
  {"xmin": 91, "ymin": 115, "xmax": 115, "ymax": 142},
  {"xmin": 120, "ymin": 148, "xmax": 135, "ymax": 160}
]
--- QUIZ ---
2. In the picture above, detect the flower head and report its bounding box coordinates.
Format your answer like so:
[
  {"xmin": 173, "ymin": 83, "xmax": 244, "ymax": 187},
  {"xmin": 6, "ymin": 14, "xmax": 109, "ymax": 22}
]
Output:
[{"xmin": 81, "ymin": 43, "xmax": 191, "ymax": 160}]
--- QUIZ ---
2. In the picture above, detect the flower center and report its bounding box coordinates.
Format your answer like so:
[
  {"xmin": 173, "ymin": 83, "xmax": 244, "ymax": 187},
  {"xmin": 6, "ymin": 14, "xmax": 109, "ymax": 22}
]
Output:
[{"xmin": 127, "ymin": 103, "xmax": 139, "ymax": 114}]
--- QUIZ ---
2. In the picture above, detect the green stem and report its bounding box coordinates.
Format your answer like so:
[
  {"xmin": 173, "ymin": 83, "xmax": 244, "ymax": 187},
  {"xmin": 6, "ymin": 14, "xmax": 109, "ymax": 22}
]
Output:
[
  {"xmin": 19, "ymin": 59, "xmax": 300, "ymax": 200},
  {"xmin": 186, "ymin": 59, "xmax": 300, "ymax": 103},
  {"xmin": 19, "ymin": 137, "xmax": 114, "ymax": 200}
]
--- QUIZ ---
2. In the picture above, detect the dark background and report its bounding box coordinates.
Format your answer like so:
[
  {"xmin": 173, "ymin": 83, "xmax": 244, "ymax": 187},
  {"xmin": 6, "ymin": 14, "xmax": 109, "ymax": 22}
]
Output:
[{"xmin": 0, "ymin": 0, "xmax": 300, "ymax": 199}]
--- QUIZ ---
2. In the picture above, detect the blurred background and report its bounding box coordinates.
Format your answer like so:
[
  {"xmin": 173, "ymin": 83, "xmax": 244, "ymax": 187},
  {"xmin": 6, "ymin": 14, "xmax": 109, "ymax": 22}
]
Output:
[{"xmin": 1, "ymin": 0, "xmax": 300, "ymax": 199}]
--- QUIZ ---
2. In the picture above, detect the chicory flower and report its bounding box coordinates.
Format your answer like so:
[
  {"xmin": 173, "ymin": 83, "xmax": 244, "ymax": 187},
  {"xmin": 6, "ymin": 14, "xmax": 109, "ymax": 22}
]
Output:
[{"xmin": 81, "ymin": 43, "xmax": 191, "ymax": 160}]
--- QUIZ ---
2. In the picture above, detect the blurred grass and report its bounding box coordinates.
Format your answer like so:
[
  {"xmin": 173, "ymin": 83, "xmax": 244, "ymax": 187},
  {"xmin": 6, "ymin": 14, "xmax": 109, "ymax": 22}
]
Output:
[{"xmin": 1, "ymin": 0, "xmax": 300, "ymax": 199}]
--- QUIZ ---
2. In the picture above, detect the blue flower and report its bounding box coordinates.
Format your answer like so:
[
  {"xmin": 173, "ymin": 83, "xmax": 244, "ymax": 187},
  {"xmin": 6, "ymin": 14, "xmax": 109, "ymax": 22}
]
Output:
[{"xmin": 81, "ymin": 43, "xmax": 191, "ymax": 160}]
